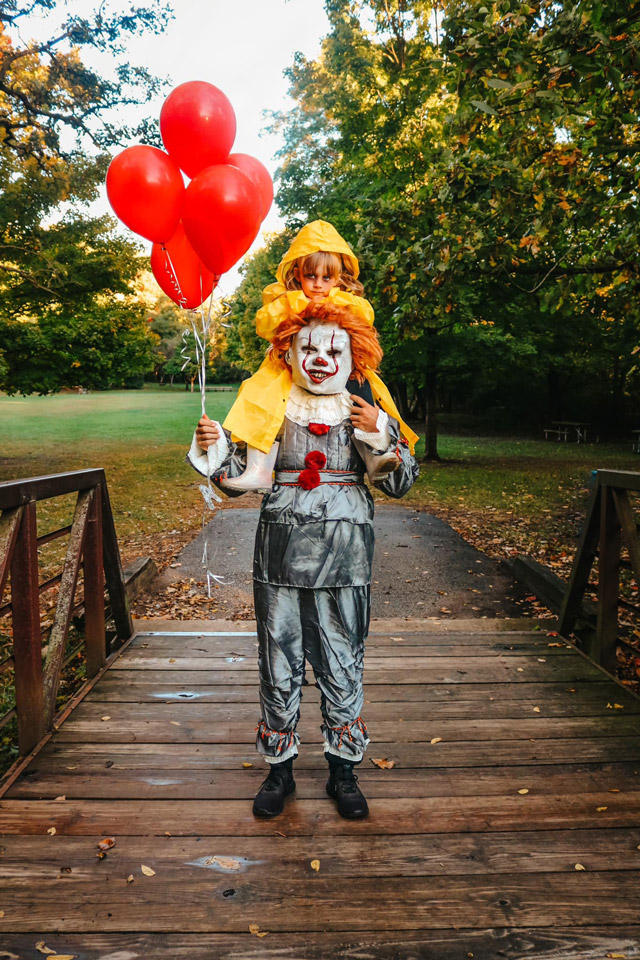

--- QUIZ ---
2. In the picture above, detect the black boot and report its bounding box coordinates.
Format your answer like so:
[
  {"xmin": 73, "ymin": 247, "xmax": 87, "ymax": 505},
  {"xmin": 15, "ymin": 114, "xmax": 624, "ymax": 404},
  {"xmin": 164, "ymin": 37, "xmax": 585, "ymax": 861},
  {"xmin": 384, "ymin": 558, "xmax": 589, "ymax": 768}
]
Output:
[
  {"xmin": 326, "ymin": 756, "xmax": 369, "ymax": 820},
  {"xmin": 252, "ymin": 757, "xmax": 295, "ymax": 818}
]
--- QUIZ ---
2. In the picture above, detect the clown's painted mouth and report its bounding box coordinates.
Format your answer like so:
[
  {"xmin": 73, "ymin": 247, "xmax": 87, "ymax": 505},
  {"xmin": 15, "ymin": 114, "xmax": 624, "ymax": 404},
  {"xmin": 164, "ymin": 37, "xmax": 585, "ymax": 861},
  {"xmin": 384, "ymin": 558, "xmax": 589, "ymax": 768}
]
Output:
[{"xmin": 307, "ymin": 369, "xmax": 334, "ymax": 383}]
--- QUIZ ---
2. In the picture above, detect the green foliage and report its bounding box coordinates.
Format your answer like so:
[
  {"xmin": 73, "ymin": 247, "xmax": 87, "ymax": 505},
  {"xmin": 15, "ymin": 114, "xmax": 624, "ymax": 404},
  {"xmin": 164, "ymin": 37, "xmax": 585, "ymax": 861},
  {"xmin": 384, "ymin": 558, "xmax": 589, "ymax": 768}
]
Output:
[
  {"xmin": 0, "ymin": 0, "xmax": 173, "ymax": 393},
  {"xmin": 262, "ymin": 0, "xmax": 640, "ymax": 454}
]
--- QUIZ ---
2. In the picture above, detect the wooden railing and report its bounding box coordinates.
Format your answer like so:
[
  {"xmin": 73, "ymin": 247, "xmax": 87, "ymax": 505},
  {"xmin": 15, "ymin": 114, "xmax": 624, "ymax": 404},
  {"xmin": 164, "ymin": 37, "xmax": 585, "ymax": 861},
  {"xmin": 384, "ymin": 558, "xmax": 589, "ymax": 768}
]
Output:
[
  {"xmin": 559, "ymin": 469, "xmax": 640, "ymax": 672},
  {"xmin": 0, "ymin": 470, "xmax": 133, "ymax": 756}
]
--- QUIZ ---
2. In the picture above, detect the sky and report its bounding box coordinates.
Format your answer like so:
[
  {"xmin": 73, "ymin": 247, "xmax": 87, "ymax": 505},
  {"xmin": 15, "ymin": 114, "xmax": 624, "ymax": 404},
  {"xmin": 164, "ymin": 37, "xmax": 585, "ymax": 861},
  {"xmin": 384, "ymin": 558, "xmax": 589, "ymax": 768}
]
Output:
[{"xmin": 21, "ymin": 0, "xmax": 331, "ymax": 293}]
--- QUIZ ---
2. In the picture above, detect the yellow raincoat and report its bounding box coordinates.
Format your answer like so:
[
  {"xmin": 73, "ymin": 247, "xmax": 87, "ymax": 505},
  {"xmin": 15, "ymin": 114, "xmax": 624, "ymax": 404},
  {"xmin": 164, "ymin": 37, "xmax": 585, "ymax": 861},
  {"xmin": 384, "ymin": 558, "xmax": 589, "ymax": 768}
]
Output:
[{"xmin": 223, "ymin": 221, "xmax": 419, "ymax": 454}]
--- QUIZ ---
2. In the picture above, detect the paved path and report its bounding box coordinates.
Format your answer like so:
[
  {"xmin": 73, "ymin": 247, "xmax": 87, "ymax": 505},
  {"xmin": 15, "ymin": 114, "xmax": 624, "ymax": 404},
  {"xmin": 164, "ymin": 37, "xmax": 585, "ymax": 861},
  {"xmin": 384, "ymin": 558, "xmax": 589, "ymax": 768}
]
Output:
[{"xmin": 158, "ymin": 504, "xmax": 529, "ymax": 621}]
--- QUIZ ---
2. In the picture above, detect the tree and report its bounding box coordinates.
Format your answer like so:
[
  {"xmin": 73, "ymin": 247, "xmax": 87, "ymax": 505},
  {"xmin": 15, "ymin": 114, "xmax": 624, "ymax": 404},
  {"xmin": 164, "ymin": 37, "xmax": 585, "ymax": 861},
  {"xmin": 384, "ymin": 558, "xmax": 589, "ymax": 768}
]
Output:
[
  {"xmin": 0, "ymin": 0, "xmax": 173, "ymax": 392},
  {"xmin": 268, "ymin": 0, "xmax": 640, "ymax": 456}
]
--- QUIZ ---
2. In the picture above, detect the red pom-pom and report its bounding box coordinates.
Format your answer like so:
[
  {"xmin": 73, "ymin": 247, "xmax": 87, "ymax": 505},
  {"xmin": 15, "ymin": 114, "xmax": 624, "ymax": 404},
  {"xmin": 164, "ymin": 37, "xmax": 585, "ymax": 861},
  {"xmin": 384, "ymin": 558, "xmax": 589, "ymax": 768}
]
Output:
[
  {"xmin": 299, "ymin": 467, "xmax": 321, "ymax": 490},
  {"xmin": 308, "ymin": 422, "xmax": 330, "ymax": 436},
  {"xmin": 305, "ymin": 450, "xmax": 327, "ymax": 470}
]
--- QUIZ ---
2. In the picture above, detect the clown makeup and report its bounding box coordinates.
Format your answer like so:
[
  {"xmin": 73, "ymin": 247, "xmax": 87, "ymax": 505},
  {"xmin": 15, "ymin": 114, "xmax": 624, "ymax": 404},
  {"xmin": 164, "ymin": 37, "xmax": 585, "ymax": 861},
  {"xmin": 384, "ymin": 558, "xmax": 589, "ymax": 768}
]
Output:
[{"xmin": 288, "ymin": 321, "xmax": 353, "ymax": 395}]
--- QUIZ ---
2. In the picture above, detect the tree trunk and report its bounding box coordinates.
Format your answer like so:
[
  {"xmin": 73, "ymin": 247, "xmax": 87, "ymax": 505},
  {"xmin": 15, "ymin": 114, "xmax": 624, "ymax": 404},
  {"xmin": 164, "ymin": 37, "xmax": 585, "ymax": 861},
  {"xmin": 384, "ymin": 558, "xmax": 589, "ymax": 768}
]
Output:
[
  {"xmin": 391, "ymin": 380, "xmax": 410, "ymax": 421},
  {"xmin": 424, "ymin": 328, "xmax": 440, "ymax": 461}
]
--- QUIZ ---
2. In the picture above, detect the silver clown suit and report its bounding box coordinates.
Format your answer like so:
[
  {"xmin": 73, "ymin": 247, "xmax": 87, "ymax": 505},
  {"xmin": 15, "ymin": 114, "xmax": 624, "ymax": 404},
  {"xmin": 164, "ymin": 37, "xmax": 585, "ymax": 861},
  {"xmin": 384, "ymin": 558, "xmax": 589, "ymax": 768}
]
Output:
[{"xmin": 191, "ymin": 383, "xmax": 418, "ymax": 765}]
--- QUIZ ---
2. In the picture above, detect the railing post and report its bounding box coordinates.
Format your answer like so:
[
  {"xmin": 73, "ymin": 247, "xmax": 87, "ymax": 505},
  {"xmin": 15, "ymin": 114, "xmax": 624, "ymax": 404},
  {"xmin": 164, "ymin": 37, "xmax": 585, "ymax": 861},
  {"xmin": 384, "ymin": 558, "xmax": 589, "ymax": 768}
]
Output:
[
  {"xmin": 596, "ymin": 483, "xmax": 621, "ymax": 673},
  {"xmin": 84, "ymin": 483, "xmax": 106, "ymax": 677},
  {"xmin": 10, "ymin": 500, "xmax": 45, "ymax": 753}
]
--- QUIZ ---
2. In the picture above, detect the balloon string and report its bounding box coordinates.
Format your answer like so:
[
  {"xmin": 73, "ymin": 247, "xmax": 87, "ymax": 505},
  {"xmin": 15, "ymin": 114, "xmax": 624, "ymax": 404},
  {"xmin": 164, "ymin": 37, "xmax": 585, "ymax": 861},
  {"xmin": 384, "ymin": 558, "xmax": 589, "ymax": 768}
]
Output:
[
  {"xmin": 161, "ymin": 244, "xmax": 188, "ymax": 310},
  {"xmin": 170, "ymin": 255, "xmax": 226, "ymax": 597}
]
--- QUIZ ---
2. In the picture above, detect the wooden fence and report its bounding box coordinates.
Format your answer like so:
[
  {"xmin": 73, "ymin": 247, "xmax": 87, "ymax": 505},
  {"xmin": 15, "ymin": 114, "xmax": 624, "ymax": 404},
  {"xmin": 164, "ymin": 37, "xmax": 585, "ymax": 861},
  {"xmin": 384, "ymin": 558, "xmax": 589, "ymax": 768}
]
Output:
[
  {"xmin": 559, "ymin": 469, "xmax": 640, "ymax": 673},
  {"xmin": 0, "ymin": 470, "xmax": 133, "ymax": 756}
]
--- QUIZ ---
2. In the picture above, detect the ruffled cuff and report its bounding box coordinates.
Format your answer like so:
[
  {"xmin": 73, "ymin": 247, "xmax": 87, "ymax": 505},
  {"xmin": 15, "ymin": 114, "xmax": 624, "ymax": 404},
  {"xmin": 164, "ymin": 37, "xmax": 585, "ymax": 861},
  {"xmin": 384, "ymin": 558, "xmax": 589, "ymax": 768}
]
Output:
[
  {"xmin": 186, "ymin": 427, "xmax": 229, "ymax": 478},
  {"xmin": 353, "ymin": 408, "xmax": 391, "ymax": 451}
]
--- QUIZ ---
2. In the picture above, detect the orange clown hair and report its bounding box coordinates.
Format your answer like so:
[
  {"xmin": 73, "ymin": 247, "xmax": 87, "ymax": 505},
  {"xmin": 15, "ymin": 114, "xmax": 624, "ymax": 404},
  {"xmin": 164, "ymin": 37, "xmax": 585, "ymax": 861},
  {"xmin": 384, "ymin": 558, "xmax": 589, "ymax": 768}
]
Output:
[{"xmin": 270, "ymin": 300, "xmax": 383, "ymax": 385}]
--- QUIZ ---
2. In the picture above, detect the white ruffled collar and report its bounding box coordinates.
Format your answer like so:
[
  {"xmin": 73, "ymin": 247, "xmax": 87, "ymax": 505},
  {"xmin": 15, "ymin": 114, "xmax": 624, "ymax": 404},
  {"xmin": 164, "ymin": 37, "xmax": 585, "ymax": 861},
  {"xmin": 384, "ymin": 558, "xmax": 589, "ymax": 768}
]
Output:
[{"xmin": 285, "ymin": 383, "xmax": 352, "ymax": 427}]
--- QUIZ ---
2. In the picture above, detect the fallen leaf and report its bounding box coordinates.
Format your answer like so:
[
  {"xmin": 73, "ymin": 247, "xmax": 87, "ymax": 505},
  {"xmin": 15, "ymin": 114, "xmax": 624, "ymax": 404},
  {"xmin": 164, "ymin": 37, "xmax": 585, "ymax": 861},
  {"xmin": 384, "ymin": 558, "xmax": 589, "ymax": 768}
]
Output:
[
  {"xmin": 606, "ymin": 954, "xmax": 627, "ymax": 959},
  {"xmin": 141, "ymin": 865, "xmax": 156, "ymax": 877},
  {"xmin": 242, "ymin": 762, "xmax": 253, "ymax": 768},
  {"xmin": 126, "ymin": 874, "xmax": 134, "ymax": 883},
  {"xmin": 49, "ymin": 955, "xmax": 76, "ymax": 959},
  {"xmin": 430, "ymin": 737, "xmax": 442, "ymax": 745},
  {"xmin": 548, "ymin": 642, "xmax": 563, "ymax": 647},
  {"xmin": 203, "ymin": 856, "xmax": 243, "ymax": 871},
  {"xmin": 101, "ymin": 716, "xmax": 111, "ymax": 722},
  {"xmin": 47, "ymin": 827, "xmax": 56, "ymax": 836},
  {"xmin": 169, "ymin": 721, "xmax": 181, "ymax": 726},
  {"xmin": 54, "ymin": 796, "xmax": 66, "ymax": 802},
  {"xmin": 310, "ymin": 859, "xmax": 320, "ymax": 871},
  {"xmin": 165, "ymin": 831, "xmax": 172, "ymax": 837},
  {"xmin": 537, "ymin": 658, "xmax": 546, "ymax": 662},
  {"xmin": 517, "ymin": 667, "xmax": 524, "ymax": 672},
  {"xmin": 0, "ymin": 910, "xmax": 4, "ymax": 918},
  {"xmin": 249, "ymin": 923, "xmax": 268, "ymax": 937},
  {"xmin": 371, "ymin": 757, "xmax": 396, "ymax": 769},
  {"xmin": 390, "ymin": 636, "xmax": 405, "ymax": 641},
  {"xmin": 614, "ymin": 703, "xmax": 624, "ymax": 710},
  {"xmin": 546, "ymin": 631, "xmax": 559, "ymax": 637},
  {"xmin": 35, "ymin": 943, "xmax": 56, "ymax": 956},
  {"xmin": 574, "ymin": 863, "xmax": 586, "ymax": 870},
  {"xmin": 97, "ymin": 837, "xmax": 115, "ymax": 851},
  {"xmin": 596, "ymin": 806, "xmax": 608, "ymax": 812},
  {"xmin": 518, "ymin": 788, "xmax": 530, "ymax": 795},
  {"xmin": 532, "ymin": 706, "xmax": 540, "ymax": 713},
  {"xmin": 169, "ymin": 658, "xmax": 176, "ymax": 663}
]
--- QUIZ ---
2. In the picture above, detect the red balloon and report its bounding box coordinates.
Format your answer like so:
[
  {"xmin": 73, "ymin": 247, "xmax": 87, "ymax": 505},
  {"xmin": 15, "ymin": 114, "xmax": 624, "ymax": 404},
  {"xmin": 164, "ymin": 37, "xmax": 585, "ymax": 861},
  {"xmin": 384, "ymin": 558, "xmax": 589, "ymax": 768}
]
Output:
[
  {"xmin": 150, "ymin": 222, "xmax": 217, "ymax": 309},
  {"xmin": 106, "ymin": 145, "xmax": 183, "ymax": 243},
  {"xmin": 160, "ymin": 81, "xmax": 236, "ymax": 179},
  {"xmin": 182, "ymin": 164, "xmax": 262, "ymax": 276},
  {"xmin": 227, "ymin": 153, "xmax": 273, "ymax": 221}
]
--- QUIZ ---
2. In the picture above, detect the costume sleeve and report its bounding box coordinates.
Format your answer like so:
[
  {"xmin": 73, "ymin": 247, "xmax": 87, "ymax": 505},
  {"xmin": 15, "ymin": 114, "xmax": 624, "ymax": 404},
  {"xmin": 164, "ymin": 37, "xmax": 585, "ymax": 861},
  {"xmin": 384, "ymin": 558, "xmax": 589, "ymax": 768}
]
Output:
[
  {"xmin": 186, "ymin": 430, "xmax": 249, "ymax": 498},
  {"xmin": 373, "ymin": 417, "xmax": 420, "ymax": 500}
]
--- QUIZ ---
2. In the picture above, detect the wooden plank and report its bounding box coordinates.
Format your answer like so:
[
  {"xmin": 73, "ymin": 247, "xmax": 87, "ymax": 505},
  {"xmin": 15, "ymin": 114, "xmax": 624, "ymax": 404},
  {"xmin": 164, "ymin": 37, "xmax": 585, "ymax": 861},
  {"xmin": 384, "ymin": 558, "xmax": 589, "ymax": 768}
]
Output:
[
  {"xmin": 107, "ymin": 659, "xmax": 606, "ymax": 683},
  {"xmin": 83, "ymin": 481, "xmax": 106, "ymax": 678},
  {"xmin": 10, "ymin": 498, "xmax": 45, "ymax": 754},
  {"xmin": 1, "ymin": 871, "xmax": 640, "ymax": 931},
  {"xmin": 2, "ymin": 929, "xmax": 640, "ymax": 960},
  {"xmin": 101, "ymin": 480, "xmax": 133, "ymax": 642},
  {"xmin": 613, "ymin": 487, "xmax": 640, "ymax": 586},
  {"xmin": 558, "ymin": 485, "xmax": 601, "ymax": 637},
  {"xmin": 113, "ymin": 652, "xmax": 584, "ymax": 669},
  {"xmin": 2, "ymin": 793, "xmax": 640, "ymax": 837},
  {"xmin": 596, "ymin": 484, "xmax": 621, "ymax": 671},
  {"xmin": 43, "ymin": 488, "xmax": 93, "ymax": 726},
  {"xmin": 130, "ymin": 635, "xmax": 571, "ymax": 654},
  {"xmin": 50, "ymin": 712, "xmax": 640, "ymax": 744},
  {"xmin": 89, "ymin": 679, "xmax": 618, "ymax": 703},
  {"xmin": 0, "ymin": 504, "xmax": 23, "ymax": 603},
  {"xmin": 29, "ymin": 737, "xmax": 640, "ymax": 769},
  {"xmin": 70, "ymin": 696, "xmax": 640, "ymax": 721},
  {"xmin": 8, "ymin": 762, "xmax": 640, "ymax": 801},
  {"xmin": 3, "ymin": 828, "xmax": 640, "ymax": 876}
]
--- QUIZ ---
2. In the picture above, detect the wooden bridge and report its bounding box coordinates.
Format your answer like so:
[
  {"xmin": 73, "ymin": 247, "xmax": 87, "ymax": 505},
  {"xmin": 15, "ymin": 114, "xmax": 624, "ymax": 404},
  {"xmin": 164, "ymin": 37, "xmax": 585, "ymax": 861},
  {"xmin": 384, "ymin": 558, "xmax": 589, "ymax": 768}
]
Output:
[{"xmin": 1, "ymin": 471, "xmax": 640, "ymax": 958}]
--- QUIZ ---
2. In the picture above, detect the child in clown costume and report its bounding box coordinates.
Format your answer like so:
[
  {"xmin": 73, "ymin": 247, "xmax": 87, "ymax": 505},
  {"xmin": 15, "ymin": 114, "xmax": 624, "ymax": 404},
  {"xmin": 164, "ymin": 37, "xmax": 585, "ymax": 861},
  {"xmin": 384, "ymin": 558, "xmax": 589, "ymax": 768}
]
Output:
[{"xmin": 188, "ymin": 221, "xmax": 418, "ymax": 819}]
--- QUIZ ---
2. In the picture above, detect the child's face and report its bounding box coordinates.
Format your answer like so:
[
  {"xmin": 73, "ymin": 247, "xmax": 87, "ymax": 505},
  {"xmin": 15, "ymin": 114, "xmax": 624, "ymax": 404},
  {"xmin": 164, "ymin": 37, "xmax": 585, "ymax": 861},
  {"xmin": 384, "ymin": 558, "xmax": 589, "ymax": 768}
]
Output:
[
  {"xmin": 294, "ymin": 265, "xmax": 339, "ymax": 300},
  {"xmin": 288, "ymin": 321, "xmax": 353, "ymax": 395}
]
